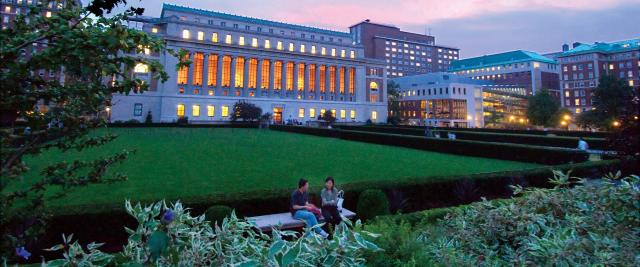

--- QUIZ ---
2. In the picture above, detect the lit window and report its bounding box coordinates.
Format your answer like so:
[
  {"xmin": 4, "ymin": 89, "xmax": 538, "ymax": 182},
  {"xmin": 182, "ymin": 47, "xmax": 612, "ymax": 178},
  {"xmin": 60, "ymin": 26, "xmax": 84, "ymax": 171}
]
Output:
[
  {"xmin": 309, "ymin": 64, "xmax": 316, "ymax": 92},
  {"xmin": 331, "ymin": 109, "xmax": 336, "ymax": 118},
  {"xmin": 221, "ymin": 105, "xmax": 229, "ymax": 117},
  {"xmin": 197, "ymin": 31, "xmax": 204, "ymax": 41},
  {"xmin": 286, "ymin": 62, "xmax": 294, "ymax": 90},
  {"xmin": 274, "ymin": 61, "xmax": 283, "ymax": 90},
  {"xmin": 297, "ymin": 63, "xmax": 305, "ymax": 90},
  {"xmin": 298, "ymin": 108, "xmax": 305, "ymax": 118},
  {"xmin": 251, "ymin": 37, "xmax": 258, "ymax": 47},
  {"xmin": 235, "ymin": 57, "xmax": 245, "ymax": 87},
  {"xmin": 348, "ymin": 68, "xmax": 355, "ymax": 94},
  {"xmin": 370, "ymin": 81, "xmax": 378, "ymax": 90},
  {"xmin": 5, "ymin": 6, "xmax": 11, "ymax": 13},
  {"xmin": 350, "ymin": 110, "xmax": 356, "ymax": 119},
  {"xmin": 134, "ymin": 63, "xmax": 149, "ymax": 73},
  {"xmin": 264, "ymin": 39, "xmax": 270, "ymax": 49},
  {"xmin": 45, "ymin": 11, "xmax": 52, "ymax": 18},
  {"xmin": 277, "ymin": 41, "xmax": 283, "ymax": 50},
  {"xmin": 609, "ymin": 64, "xmax": 614, "ymax": 70},
  {"xmin": 192, "ymin": 52, "xmax": 204, "ymax": 86},
  {"xmin": 329, "ymin": 66, "xmax": 336, "ymax": 93},
  {"xmin": 177, "ymin": 104, "xmax": 185, "ymax": 117},
  {"xmin": 321, "ymin": 47, "xmax": 326, "ymax": 55},
  {"xmin": 300, "ymin": 44, "xmax": 305, "ymax": 53},
  {"xmin": 311, "ymin": 46, "xmax": 316, "ymax": 54},
  {"xmin": 340, "ymin": 109, "xmax": 346, "ymax": 119},
  {"xmin": 192, "ymin": 105, "xmax": 200, "ymax": 117},
  {"xmin": 248, "ymin": 58, "xmax": 258, "ymax": 89},
  {"xmin": 339, "ymin": 67, "xmax": 345, "ymax": 94},
  {"xmin": 208, "ymin": 90, "xmax": 214, "ymax": 96},
  {"xmin": 340, "ymin": 49, "xmax": 346, "ymax": 58},
  {"xmin": 309, "ymin": 108, "xmax": 316, "ymax": 118},
  {"xmin": 152, "ymin": 27, "xmax": 158, "ymax": 33},
  {"xmin": 630, "ymin": 80, "xmax": 635, "ymax": 86},
  {"xmin": 207, "ymin": 54, "xmax": 218, "ymax": 86},
  {"xmin": 288, "ymin": 43, "xmax": 294, "ymax": 52},
  {"xmin": 350, "ymin": 50, "xmax": 355, "ymax": 58},
  {"xmin": 207, "ymin": 105, "xmax": 214, "ymax": 117},
  {"xmin": 211, "ymin": 32, "xmax": 218, "ymax": 42},
  {"xmin": 319, "ymin": 65, "xmax": 326, "ymax": 93},
  {"xmin": 177, "ymin": 53, "xmax": 189, "ymax": 84},
  {"xmin": 182, "ymin": 29, "xmax": 190, "ymax": 39},
  {"xmin": 260, "ymin": 59, "xmax": 270, "ymax": 89},
  {"xmin": 331, "ymin": 48, "xmax": 336, "ymax": 57},
  {"xmin": 221, "ymin": 56, "xmax": 232, "ymax": 87},
  {"xmin": 238, "ymin": 36, "xmax": 245, "ymax": 46},
  {"xmin": 225, "ymin": 34, "xmax": 232, "ymax": 44},
  {"xmin": 371, "ymin": 111, "xmax": 377, "ymax": 121}
]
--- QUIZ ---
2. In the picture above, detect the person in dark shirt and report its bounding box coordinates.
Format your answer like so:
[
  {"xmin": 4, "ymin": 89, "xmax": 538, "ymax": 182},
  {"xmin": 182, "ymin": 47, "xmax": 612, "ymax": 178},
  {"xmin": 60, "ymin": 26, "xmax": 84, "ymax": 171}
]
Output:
[{"xmin": 291, "ymin": 178, "xmax": 328, "ymax": 238}]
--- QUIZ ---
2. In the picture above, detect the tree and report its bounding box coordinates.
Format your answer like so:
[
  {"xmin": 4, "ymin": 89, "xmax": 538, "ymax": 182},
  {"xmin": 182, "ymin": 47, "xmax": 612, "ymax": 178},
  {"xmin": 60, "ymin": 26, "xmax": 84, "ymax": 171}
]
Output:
[
  {"xmin": 230, "ymin": 101, "xmax": 262, "ymax": 122},
  {"xmin": 484, "ymin": 110, "xmax": 504, "ymax": 128},
  {"xmin": 386, "ymin": 80, "xmax": 401, "ymax": 125},
  {"xmin": 576, "ymin": 75, "xmax": 638, "ymax": 130},
  {"xmin": 526, "ymin": 90, "xmax": 560, "ymax": 127},
  {"xmin": 319, "ymin": 109, "xmax": 336, "ymax": 124},
  {"xmin": 0, "ymin": 0, "xmax": 185, "ymax": 260}
]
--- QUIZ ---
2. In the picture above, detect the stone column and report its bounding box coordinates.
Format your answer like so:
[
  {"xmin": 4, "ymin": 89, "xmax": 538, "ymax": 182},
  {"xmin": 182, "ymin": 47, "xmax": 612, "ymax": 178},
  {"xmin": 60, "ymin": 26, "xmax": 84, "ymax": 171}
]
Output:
[
  {"xmin": 186, "ymin": 52, "xmax": 194, "ymax": 91},
  {"xmin": 293, "ymin": 62, "xmax": 300, "ymax": 98},
  {"xmin": 325, "ymin": 65, "xmax": 332, "ymax": 100},
  {"xmin": 203, "ymin": 53, "xmax": 209, "ymax": 88},
  {"xmin": 344, "ymin": 66, "xmax": 350, "ymax": 101},
  {"xmin": 268, "ymin": 59, "xmax": 275, "ymax": 98},
  {"xmin": 216, "ymin": 54, "xmax": 223, "ymax": 95},
  {"xmin": 335, "ymin": 66, "xmax": 341, "ymax": 100},
  {"xmin": 243, "ymin": 57, "xmax": 250, "ymax": 96},
  {"xmin": 281, "ymin": 61, "xmax": 288, "ymax": 98},
  {"xmin": 315, "ymin": 65, "xmax": 321, "ymax": 100},
  {"xmin": 229, "ymin": 55, "xmax": 236, "ymax": 91},
  {"xmin": 256, "ymin": 58, "xmax": 263, "ymax": 97},
  {"xmin": 304, "ymin": 63, "xmax": 310, "ymax": 100}
]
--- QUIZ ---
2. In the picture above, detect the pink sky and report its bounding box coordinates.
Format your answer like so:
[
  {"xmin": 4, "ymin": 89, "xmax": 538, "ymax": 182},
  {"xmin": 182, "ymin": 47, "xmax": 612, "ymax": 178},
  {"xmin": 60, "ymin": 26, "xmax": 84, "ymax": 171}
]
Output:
[{"xmin": 123, "ymin": 0, "xmax": 640, "ymax": 57}]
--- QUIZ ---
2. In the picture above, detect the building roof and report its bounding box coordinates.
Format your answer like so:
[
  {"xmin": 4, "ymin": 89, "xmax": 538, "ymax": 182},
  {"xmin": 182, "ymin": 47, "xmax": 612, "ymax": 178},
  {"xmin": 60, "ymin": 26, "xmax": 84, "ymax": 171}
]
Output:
[
  {"xmin": 449, "ymin": 50, "xmax": 556, "ymax": 71},
  {"xmin": 391, "ymin": 72, "xmax": 485, "ymax": 87},
  {"xmin": 559, "ymin": 38, "xmax": 640, "ymax": 57},
  {"xmin": 160, "ymin": 3, "xmax": 351, "ymax": 38}
]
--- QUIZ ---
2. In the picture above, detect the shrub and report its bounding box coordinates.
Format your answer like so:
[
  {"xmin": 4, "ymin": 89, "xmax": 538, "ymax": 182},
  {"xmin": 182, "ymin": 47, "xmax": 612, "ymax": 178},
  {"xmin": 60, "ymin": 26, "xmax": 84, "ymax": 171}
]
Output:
[
  {"xmin": 124, "ymin": 119, "xmax": 140, "ymax": 124},
  {"xmin": 176, "ymin": 116, "xmax": 189, "ymax": 125},
  {"xmin": 144, "ymin": 111, "xmax": 153, "ymax": 123},
  {"xmin": 357, "ymin": 189, "xmax": 390, "ymax": 221},
  {"xmin": 204, "ymin": 205, "xmax": 233, "ymax": 225}
]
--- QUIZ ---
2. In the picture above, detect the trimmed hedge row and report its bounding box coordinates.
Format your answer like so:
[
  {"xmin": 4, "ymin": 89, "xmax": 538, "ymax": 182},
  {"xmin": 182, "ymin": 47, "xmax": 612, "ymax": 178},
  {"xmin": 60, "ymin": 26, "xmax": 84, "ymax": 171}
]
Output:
[
  {"xmin": 365, "ymin": 124, "xmax": 612, "ymax": 138},
  {"xmin": 270, "ymin": 125, "xmax": 589, "ymax": 165},
  {"xmin": 337, "ymin": 125, "xmax": 608, "ymax": 150},
  {"xmin": 107, "ymin": 122, "xmax": 260, "ymax": 128}
]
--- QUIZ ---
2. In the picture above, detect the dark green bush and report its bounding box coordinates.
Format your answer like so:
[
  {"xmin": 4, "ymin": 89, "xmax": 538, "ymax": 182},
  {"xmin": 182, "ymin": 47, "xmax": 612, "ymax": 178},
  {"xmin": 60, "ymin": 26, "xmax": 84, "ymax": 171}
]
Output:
[
  {"xmin": 204, "ymin": 205, "xmax": 233, "ymax": 225},
  {"xmin": 357, "ymin": 189, "xmax": 389, "ymax": 221},
  {"xmin": 370, "ymin": 124, "xmax": 612, "ymax": 138}
]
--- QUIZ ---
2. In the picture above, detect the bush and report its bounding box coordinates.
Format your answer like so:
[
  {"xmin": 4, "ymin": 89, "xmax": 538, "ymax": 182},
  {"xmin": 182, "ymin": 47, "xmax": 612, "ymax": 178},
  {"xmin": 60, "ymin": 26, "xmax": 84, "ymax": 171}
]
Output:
[
  {"xmin": 357, "ymin": 189, "xmax": 390, "ymax": 221},
  {"xmin": 176, "ymin": 116, "xmax": 189, "ymax": 125},
  {"xmin": 124, "ymin": 119, "xmax": 140, "ymax": 124},
  {"xmin": 204, "ymin": 205, "xmax": 233, "ymax": 225}
]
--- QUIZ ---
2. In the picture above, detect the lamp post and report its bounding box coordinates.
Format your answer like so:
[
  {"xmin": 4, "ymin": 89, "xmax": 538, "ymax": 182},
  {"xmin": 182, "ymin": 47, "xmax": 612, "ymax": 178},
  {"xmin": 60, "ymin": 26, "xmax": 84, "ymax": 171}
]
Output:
[{"xmin": 105, "ymin": 107, "xmax": 111, "ymax": 123}]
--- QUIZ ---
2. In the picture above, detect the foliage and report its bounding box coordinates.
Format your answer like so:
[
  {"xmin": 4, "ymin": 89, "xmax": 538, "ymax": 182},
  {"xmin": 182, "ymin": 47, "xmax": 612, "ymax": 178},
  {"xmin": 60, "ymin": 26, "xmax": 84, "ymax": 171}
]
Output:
[
  {"xmin": 366, "ymin": 171, "xmax": 640, "ymax": 266},
  {"xmin": 576, "ymin": 75, "xmax": 638, "ymax": 130},
  {"xmin": 526, "ymin": 90, "xmax": 561, "ymax": 127},
  {"xmin": 145, "ymin": 111, "xmax": 153, "ymax": 124},
  {"xmin": 204, "ymin": 205, "xmax": 233, "ymax": 226},
  {"xmin": 231, "ymin": 100, "xmax": 262, "ymax": 122},
  {"xmin": 319, "ymin": 109, "xmax": 336, "ymax": 124},
  {"xmin": 40, "ymin": 200, "xmax": 381, "ymax": 266},
  {"xmin": 357, "ymin": 189, "xmax": 390, "ymax": 221},
  {"xmin": 0, "ymin": 0, "xmax": 186, "ymax": 259},
  {"xmin": 386, "ymin": 81, "xmax": 402, "ymax": 125}
]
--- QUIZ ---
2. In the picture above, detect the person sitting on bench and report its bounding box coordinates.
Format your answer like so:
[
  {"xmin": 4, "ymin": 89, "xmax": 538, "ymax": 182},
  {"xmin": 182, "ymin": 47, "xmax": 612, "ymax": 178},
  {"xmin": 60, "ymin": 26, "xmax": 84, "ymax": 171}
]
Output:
[
  {"xmin": 321, "ymin": 177, "xmax": 342, "ymax": 226},
  {"xmin": 291, "ymin": 178, "xmax": 329, "ymax": 238}
]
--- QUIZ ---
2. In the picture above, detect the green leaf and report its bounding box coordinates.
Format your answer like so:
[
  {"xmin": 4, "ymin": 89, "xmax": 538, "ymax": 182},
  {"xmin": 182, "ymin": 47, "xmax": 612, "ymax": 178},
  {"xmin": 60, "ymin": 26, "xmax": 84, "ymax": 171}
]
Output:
[
  {"xmin": 237, "ymin": 260, "xmax": 260, "ymax": 267},
  {"xmin": 268, "ymin": 240, "xmax": 286, "ymax": 259},
  {"xmin": 148, "ymin": 230, "xmax": 169, "ymax": 260},
  {"xmin": 281, "ymin": 241, "xmax": 301, "ymax": 266}
]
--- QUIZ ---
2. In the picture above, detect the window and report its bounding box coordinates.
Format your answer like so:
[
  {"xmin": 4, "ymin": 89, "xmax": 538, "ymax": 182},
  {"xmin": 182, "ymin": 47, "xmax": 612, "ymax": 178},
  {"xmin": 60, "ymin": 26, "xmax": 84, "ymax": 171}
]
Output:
[
  {"xmin": 221, "ymin": 105, "xmax": 229, "ymax": 117},
  {"xmin": 248, "ymin": 58, "xmax": 258, "ymax": 89},
  {"xmin": 321, "ymin": 47, "xmax": 326, "ymax": 55},
  {"xmin": 179, "ymin": 87, "xmax": 184, "ymax": 94},
  {"xmin": 192, "ymin": 105, "xmax": 200, "ymax": 117},
  {"xmin": 152, "ymin": 27, "xmax": 158, "ymax": 33},
  {"xmin": 251, "ymin": 37, "xmax": 258, "ymax": 47},
  {"xmin": 134, "ymin": 63, "xmax": 149, "ymax": 73},
  {"xmin": 300, "ymin": 44, "xmax": 305, "ymax": 53},
  {"xmin": 225, "ymin": 34, "xmax": 232, "ymax": 44},
  {"xmin": 288, "ymin": 43, "xmax": 294, "ymax": 52},
  {"xmin": 211, "ymin": 32, "xmax": 218, "ymax": 42},
  {"xmin": 297, "ymin": 63, "xmax": 304, "ymax": 90},
  {"xmin": 182, "ymin": 29, "xmax": 190, "ymax": 39},
  {"xmin": 311, "ymin": 46, "xmax": 316, "ymax": 54},
  {"xmin": 192, "ymin": 52, "xmax": 204, "ymax": 86},
  {"xmin": 350, "ymin": 110, "xmax": 355, "ymax": 119},
  {"xmin": 331, "ymin": 109, "xmax": 336, "ymax": 118},
  {"xmin": 340, "ymin": 109, "xmax": 346, "ymax": 119},
  {"xmin": 328, "ymin": 66, "xmax": 337, "ymax": 93},
  {"xmin": 339, "ymin": 67, "xmax": 345, "ymax": 94},
  {"xmin": 349, "ymin": 68, "xmax": 355, "ymax": 94},
  {"xmin": 221, "ymin": 56, "xmax": 232, "ymax": 87},
  {"xmin": 264, "ymin": 39, "xmax": 270, "ymax": 49},
  {"xmin": 235, "ymin": 57, "xmax": 245, "ymax": 87},
  {"xmin": 309, "ymin": 108, "xmax": 316, "ymax": 118},
  {"xmin": 371, "ymin": 111, "xmax": 377, "ymax": 121},
  {"xmin": 197, "ymin": 31, "xmax": 204, "ymax": 40},
  {"xmin": 340, "ymin": 49, "xmax": 346, "ymax": 58},
  {"xmin": 274, "ymin": 61, "xmax": 283, "ymax": 90},
  {"xmin": 298, "ymin": 108, "xmax": 305, "ymax": 118},
  {"xmin": 207, "ymin": 105, "xmax": 214, "ymax": 117},
  {"xmin": 177, "ymin": 54, "xmax": 189, "ymax": 84},
  {"xmin": 331, "ymin": 48, "xmax": 336, "ymax": 57},
  {"xmin": 260, "ymin": 60, "xmax": 270, "ymax": 89},
  {"xmin": 350, "ymin": 50, "xmax": 355, "ymax": 58},
  {"xmin": 319, "ymin": 65, "xmax": 326, "ymax": 93},
  {"xmin": 177, "ymin": 104, "xmax": 185, "ymax": 117},
  {"xmin": 277, "ymin": 41, "xmax": 283, "ymax": 50},
  {"xmin": 286, "ymin": 62, "xmax": 294, "ymax": 90},
  {"xmin": 370, "ymin": 81, "xmax": 378, "ymax": 90},
  {"xmin": 208, "ymin": 90, "xmax": 213, "ymax": 96},
  {"xmin": 238, "ymin": 36, "xmax": 245, "ymax": 46},
  {"xmin": 574, "ymin": 99, "xmax": 580, "ymax": 106},
  {"xmin": 309, "ymin": 64, "xmax": 316, "ymax": 92},
  {"xmin": 133, "ymin": 103, "xmax": 143, "ymax": 116},
  {"xmin": 45, "ymin": 11, "xmax": 52, "ymax": 18},
  {"xmin": 207, "ymin": 54, "xmax": 218, "ymax": 86}
]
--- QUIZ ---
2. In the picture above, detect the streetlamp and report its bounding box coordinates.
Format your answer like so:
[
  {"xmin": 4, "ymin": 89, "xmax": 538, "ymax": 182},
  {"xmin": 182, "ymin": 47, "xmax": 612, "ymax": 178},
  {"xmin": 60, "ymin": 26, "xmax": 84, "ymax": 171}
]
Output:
[
  {"xmin": 612, "ymin": 121, "xmax": 620, "ymax": 127},
  {"xmin": 105, "ymin": 106, "xmax": 111, "ymax": 123}
]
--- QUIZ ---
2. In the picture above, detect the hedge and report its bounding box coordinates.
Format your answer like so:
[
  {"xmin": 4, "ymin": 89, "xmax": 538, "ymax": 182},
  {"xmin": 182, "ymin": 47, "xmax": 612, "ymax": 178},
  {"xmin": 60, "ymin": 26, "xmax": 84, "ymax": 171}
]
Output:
[
  {"xmin": 107, "ymin": 122, "xmax": 260, "ymax": 128},
  {"xmin": 271, "ymin": 125, "xmax": 589, "ymax": 165},
  {"xmin": 337, "ymin": 125, "xmax": 608, "ymax": 150},
  {"xmin": 365, "ymin": 124, "xmax": 611, "ymax": 138}
]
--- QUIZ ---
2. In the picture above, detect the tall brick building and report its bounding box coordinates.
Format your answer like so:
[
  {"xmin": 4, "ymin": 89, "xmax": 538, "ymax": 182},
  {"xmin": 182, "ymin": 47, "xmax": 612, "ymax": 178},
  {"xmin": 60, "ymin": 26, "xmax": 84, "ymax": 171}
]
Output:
[
  {"xmin": 557, "ymin": 39, "xmax": 640, "ymax": 114},
  {"xmin": 349, "ymin": 20, "xmax": 459, "ymax": 78},
  {"xmin": 449, "ymin": 50, "xmax": 561, "ymax": 98}
]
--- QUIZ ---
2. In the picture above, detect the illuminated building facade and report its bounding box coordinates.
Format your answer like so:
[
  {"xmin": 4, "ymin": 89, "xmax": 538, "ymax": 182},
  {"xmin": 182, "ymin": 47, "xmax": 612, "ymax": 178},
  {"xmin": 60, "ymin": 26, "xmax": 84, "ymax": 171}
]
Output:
[{"xmin": 112, "ymin": 4, "xmax": 387, "ymax": 123}]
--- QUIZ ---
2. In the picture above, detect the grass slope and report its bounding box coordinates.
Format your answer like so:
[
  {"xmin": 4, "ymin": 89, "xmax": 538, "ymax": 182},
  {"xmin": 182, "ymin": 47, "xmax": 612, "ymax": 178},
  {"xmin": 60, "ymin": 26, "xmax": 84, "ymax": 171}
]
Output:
[{"xmin": 15, "ymin": 128, "xmax": 541, "ymax": 215}]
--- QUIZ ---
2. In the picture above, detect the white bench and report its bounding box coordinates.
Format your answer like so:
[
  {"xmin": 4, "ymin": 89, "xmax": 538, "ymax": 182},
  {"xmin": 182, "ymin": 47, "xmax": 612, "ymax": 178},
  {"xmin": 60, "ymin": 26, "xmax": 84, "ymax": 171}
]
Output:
[{"xmin": 248, "ymin": 209, "xmax": 356, "ymax": 231}]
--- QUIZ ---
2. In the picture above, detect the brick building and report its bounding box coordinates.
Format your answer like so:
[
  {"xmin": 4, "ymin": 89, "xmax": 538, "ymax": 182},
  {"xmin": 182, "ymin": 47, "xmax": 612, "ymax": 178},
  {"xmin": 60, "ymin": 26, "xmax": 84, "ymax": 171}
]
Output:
[
  {"xmin": 557, "ymin": 39, "xmax": 640, "ymax": 114},
  {"xmin": 349, "ymin": 20, "xmax": 459, "ymax": 78}
]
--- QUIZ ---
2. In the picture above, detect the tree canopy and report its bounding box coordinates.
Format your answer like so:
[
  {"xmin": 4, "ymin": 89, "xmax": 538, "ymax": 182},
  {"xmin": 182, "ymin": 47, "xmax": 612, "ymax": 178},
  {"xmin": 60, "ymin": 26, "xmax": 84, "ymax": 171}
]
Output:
[
  {"xmin": 230, "ymin": 101, "xmax": 262, "ymax": 122},
  {"xmin": 526, "ymin": 90, "xmax": 561, "ymax": 127}
]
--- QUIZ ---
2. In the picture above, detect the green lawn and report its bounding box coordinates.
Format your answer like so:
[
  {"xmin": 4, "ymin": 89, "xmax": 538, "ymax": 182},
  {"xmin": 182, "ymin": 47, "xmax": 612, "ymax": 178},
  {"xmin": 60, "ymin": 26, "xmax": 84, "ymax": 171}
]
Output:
[{"xmin": 15, "ymin": 128, "xmax": 541, "ymax": 215}]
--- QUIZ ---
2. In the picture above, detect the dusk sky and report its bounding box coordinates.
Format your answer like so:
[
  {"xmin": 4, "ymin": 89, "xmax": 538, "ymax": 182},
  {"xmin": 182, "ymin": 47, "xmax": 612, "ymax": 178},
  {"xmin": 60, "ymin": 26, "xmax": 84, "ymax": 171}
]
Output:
[{"xmin": 119, "ymin": 0, "xmax": 639, "ymax": 58}]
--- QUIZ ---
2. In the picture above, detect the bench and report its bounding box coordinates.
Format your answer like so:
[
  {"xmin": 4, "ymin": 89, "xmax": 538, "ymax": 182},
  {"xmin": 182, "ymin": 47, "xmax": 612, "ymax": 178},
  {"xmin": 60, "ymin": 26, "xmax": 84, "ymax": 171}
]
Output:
[{"xmin": 248, "ymin": 208, "xmax": 357, "ymax": 231}]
